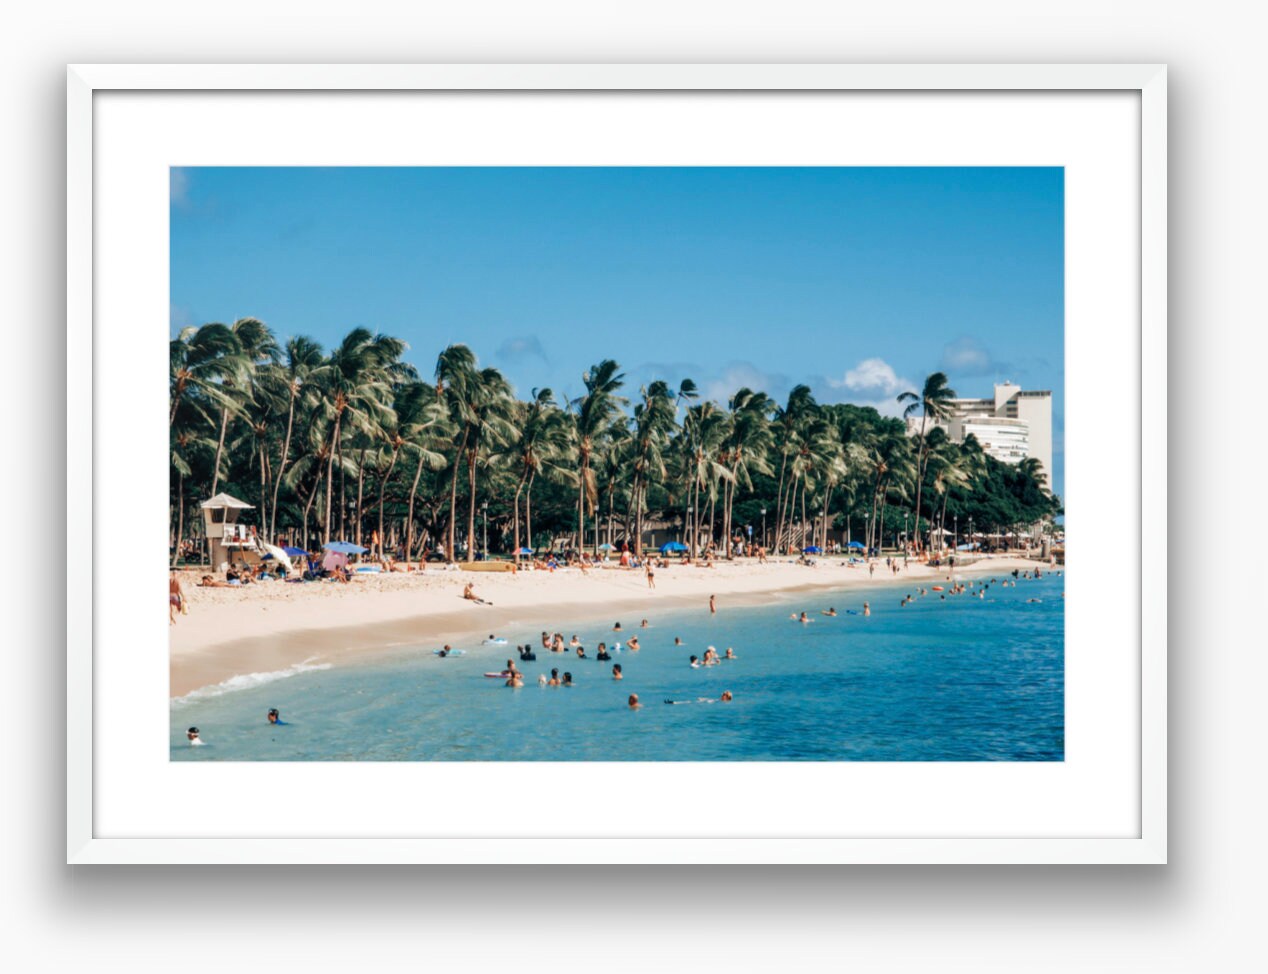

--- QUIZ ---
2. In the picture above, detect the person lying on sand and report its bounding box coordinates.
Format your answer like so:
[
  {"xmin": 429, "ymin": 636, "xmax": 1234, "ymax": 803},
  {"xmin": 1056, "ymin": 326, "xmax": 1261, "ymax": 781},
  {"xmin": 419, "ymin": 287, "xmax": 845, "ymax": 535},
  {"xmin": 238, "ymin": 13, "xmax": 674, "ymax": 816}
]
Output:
[{"xmin": 198, "ymin": 575, "xmax": 236, "ymax": 588}]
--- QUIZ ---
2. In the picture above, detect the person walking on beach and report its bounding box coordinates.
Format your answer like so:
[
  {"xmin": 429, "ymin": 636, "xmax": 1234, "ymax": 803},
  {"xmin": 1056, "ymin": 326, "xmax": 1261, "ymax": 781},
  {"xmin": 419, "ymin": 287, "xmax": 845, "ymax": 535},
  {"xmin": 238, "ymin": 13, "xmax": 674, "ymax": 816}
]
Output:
[
  {"xmin": 709, "ymin": 594, "xmax": 716, "ymax": 615},
  {"xmin": 169, "ymin": 572, "xmax": 185, "ymax": 625},
  {"xmin": 869, "ymin": 561, "xmax": 876, "ymax": 578},
  {"xmin": 646, "ymin": 563, "xmax": 656, "ymax": 589}
]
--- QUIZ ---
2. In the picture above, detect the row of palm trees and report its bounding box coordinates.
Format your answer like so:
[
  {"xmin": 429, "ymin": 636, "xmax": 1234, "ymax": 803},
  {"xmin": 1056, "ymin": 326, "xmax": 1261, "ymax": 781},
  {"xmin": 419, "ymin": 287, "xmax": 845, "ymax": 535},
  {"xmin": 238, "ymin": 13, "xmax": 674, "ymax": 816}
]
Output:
[{"xmin": 170, "ymin": 319, "xmax": 1060, "ymax": 566}]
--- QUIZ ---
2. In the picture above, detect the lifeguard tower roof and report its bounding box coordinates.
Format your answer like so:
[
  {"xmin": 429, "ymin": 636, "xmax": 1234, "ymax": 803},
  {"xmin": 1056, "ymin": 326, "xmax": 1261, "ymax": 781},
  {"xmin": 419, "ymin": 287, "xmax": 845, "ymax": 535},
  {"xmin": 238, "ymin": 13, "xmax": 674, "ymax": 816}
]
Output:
[{"xmin": 200, "ymin": 493, "xmax": 254, "ymax": 510}]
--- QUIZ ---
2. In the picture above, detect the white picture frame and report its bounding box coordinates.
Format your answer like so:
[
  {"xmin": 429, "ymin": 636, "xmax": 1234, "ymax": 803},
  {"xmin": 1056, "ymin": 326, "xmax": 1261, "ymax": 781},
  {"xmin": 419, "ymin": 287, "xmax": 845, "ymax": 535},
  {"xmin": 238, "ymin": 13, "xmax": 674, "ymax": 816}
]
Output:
[{"xmin": 68, "ymin": 63, "xmax": 1166, "ymax": 865}]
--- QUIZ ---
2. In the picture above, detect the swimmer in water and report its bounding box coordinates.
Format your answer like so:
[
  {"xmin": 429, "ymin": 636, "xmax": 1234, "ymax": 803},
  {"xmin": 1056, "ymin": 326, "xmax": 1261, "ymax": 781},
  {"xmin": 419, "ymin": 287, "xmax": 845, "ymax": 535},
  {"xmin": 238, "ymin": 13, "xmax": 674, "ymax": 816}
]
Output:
[
  {"xmin": 596, "ymin": 642, "xmax": 612, "ymax": 661},
  {"xmin": 267, "ymin": 708, "xmax": 286, "ymax": 725},
  {"xmin": 822, "ymin": 607, "xmax": 837, "ymax": 617},
  {"xmin": 505, "ymin": 671, "xmax": 524, "ymax": 687},
  {"xmin": 537, "ymin": 673, "xmax": 548, "ymax": 686},
  {"xmin": 576, "ymin": 645, "xmax": 587, "ymax": 659},
  {"xmin": 562, "ymin": 672, "xmax": 573, "ymax": 687},
  {"xmin": 186, "ymin": 727, "xmax": 204, "ymax": 746},
  {"xmin": 569, "ymin": 635, "xmax": 581, "ymax": 647},
  {"xmin": 612, "ymin": 663, "xmax": 623, "ymax": 680},
  {"xmin": 674, "ymin": 637, "xmax": 684, "ymax": 646},
  {"xmin": 724, "ymin": 648, "xmax": 736, "ymax": 659},
  {"xmin": 640, "ymin": 619, "xmax": 649, "ymax": 628},
  {"xmin": 626, "ymin": 636, "xmax": 640, "ymax": 651},
  {"xmin": 863, "ymin": 602, "xmax": 871, "ymax": 617},
  {"xmin": 799, "ymin": 612, "xmax": 811, "ymax": 623},
  {"xmin": 613, "ymin": 621, "xmax": 623, "ymax": 632},
  {"xmin": 689, "ymin": 655, "xmax": 701, "ymax": 668},
  {"xmin": 720, "ymin": 691, "xmax": 733, "ymax": 702},
  {"xmin": 548, "ymin": 668, "xmax": 560, "ymax": 687},
  {"xmin": 628, "ymin": 693, "xmax": 642, "ymax": 710}
]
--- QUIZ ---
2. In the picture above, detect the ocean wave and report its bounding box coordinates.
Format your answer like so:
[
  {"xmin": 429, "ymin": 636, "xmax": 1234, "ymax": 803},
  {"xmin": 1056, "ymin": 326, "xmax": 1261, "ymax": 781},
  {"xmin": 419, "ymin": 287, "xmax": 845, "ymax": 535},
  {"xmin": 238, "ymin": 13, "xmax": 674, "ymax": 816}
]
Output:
[{"xmin": 172, "ymin": 658, "xmax": 332, "ymax": 706}]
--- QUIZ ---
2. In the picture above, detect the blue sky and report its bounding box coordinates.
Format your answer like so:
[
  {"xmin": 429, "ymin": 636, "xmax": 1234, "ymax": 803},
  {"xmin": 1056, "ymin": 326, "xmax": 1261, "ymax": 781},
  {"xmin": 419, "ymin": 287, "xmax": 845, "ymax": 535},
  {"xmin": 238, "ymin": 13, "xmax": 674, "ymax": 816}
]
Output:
[{"xmin": 171, "ymin": 166, "xmax": 1064, "ymax": 496}]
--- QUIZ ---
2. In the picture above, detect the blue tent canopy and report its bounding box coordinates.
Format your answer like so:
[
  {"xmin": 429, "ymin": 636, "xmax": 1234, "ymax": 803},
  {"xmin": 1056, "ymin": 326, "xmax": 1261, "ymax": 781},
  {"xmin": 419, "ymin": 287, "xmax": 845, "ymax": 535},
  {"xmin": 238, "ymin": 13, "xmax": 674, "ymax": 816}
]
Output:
[
  {"xmin": 802, "ymin": 545, "xmax": 822, "ymax": 554},
  {"xmin": 660, "ymin": 541, "xmax": 688, "ymax": 553},
  {"xmin": 323, "ymin": 540, "xmax": 368, "ymax": 555}
]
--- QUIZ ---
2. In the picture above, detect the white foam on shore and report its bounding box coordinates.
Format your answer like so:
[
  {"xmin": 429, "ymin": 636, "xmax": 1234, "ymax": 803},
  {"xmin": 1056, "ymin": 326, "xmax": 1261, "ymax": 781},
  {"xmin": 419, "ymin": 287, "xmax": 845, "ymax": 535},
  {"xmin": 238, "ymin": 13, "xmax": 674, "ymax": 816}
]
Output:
[{"xmin": 172, "ymin": 657, "xmax": 333, "ymax": 707}]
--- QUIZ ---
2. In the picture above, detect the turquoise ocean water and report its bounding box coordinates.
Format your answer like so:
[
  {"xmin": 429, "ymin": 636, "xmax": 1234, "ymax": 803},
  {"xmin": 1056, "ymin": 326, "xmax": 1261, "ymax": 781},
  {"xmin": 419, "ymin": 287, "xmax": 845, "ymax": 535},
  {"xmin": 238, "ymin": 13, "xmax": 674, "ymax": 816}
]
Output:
[{"xmin": 171, "ymin": 570, "xmax": 1064, "ymax": 762}]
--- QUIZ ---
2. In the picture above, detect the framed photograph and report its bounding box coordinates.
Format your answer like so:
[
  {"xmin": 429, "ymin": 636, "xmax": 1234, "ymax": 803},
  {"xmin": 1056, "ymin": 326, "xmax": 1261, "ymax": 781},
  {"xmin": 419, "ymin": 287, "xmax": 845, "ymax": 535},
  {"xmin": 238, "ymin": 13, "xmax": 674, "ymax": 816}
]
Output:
[{"xmin": 69, "ymin": 63, "xmax": 1166, "ymax": 864}]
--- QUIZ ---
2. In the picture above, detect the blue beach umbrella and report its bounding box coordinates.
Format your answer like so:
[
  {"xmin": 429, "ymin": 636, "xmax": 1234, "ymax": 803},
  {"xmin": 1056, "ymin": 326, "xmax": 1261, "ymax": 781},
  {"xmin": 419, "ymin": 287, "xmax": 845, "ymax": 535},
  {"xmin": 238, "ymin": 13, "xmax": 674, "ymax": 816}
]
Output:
[
  {"xmin": 846, "ymin": 540, "xmax": 865, "ymax": 550},
  {"xmin": 323, "ymin": 540, "xmax": 368, "ymax": 555},
  {"xmin": 660, "ymin": 541, "xmax": 688, "ymax": 553},
  {"xmin": 802, "ymin": 545, "xmax": 822, "ymax": 554},
  {"xmin": 517, "ymin": 547, "xmax": 534, "ymax": 555}
]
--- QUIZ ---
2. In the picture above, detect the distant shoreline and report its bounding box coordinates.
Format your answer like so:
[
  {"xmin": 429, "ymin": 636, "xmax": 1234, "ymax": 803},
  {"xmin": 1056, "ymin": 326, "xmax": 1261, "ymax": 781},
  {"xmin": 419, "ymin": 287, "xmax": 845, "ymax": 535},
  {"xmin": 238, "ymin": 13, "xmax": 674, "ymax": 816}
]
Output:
[{"xmin": 170, "ymin": 554, "xmax": 1048, "ymax": 698}]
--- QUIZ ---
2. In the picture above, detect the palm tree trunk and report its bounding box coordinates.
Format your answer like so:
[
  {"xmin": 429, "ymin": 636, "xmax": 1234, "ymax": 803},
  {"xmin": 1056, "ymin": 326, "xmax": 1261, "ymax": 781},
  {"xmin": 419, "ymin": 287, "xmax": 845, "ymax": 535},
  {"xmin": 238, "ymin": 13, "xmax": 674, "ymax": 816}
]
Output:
[
  {"xmin": 258, "ymin": 439, "xmax": 269, "ymax": 539},
  {"xmin": 172, "ymin": 470, "xmax": 185, "ymax": 568},
  {"xmin": 270, "ymin": 391, "xmax": 296, "ymax": 538},
  {"xmin": 445, "ymin": 428, "xmax": 469, "ymax": 562},
  {"xmin": 323, "ymin": 415, "xmax": 342, "ymax": 544},
  {"xmin": 512, "ymin": 466, "xmax": 529, "ymax": 560},
  {"xmin": 404, "ymin": 450, "xmax": 426, "ymax": 569},
  {"xmin": 526, "ymin": 469, "xmax": 536, "ymax": 554},
  {"xmin": 355, "ymin": 447, "xmax": 367, "ymax": 547},
  {"xmin": 773, "ymin": 449, "xmax": 790, "ymax": 553},
  {"xmin": 376, "ymin": 448, "xmax": 400, "ymax": 561},
  {"xmin": 465, "ymin": 449, "xmax": 478, "ymax": 562},
  {"xmin": 577, "ymin": 451, "xmax": 587, "ymax": 553},
  {"xmin": 210, "ymin": 406, "xmax": 230, "ymax": 497}
]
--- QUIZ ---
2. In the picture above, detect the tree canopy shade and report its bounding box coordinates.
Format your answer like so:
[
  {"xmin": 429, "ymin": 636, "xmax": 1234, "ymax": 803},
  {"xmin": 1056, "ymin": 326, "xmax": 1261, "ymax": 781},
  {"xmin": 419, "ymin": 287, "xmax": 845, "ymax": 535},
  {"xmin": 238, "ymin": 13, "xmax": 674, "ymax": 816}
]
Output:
[{"xmin": 170, "ymin": 321, "xmax": 1060, "ymax": 567}]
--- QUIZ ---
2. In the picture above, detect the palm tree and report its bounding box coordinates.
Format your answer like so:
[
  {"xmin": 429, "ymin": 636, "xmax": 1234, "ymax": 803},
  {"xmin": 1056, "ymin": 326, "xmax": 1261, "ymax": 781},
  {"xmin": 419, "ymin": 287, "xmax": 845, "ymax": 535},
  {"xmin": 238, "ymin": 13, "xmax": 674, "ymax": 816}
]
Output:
[
  {"xmin": 771, "ymin": 385, "xmax": 817, "ymax": 553},
  {"xmin": 396, "ymin": 382, "xmax": 450, "ymax": 566},
  {"xmin": 898, "ymin": 371, "xmax": 957, "ymax": 552},
  {"xmin": 569, "ymin": 360, "xmax": 626, "ymax": 554},
  {"xmin": 627, "ymin": 379, "xmax": 695, "ymax": 556},
  {"xmin": 313, "ymin": 328, "xmax": 407, "ymax": 544},
  {"xmin": 207, "ymin": 318, "xmax": 279, "ymax": 499},
  {"xmin": 434, "ymin": 344, "xmax": 479, "ymax": 561},
  {"xmin": 168, "ymin": 323, "xmax": 246, "ymax": 429},
  {"xmin": 677, "ymin": 401, "xmax": 733, "ymax": 556},
  {"xmin": 509, "ymin": 388, "xmax": 568, "ymax": 558},
  {"xmin": 720, "ymin": 387, "xmax": 774, "ymax": 556},
  {"xmin": 269, "ymin": 336, "xmax": 324, "ymax": 538},
  {"xmin": 459, "ymin": 367, "xmax": 517, "ymax": 561}
]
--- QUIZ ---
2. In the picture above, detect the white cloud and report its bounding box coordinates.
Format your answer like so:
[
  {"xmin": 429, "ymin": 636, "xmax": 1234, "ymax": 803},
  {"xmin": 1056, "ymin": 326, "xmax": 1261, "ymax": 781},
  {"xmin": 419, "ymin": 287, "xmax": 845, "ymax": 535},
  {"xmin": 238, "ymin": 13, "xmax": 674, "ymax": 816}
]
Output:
[
  {"xmin": 700, "ymin": 362, "xmax": 790, "ymax": 406},
  {"xmin": 823, "ymin": 357, "xmax": 915, "ymax": 417},
  {"xmin": 494, "ymin": 335, "xmax": 549, "ymax": 364},
  {"xmin": 940, "ymin": 336, "xmax": 1006, "ymax": 377}
]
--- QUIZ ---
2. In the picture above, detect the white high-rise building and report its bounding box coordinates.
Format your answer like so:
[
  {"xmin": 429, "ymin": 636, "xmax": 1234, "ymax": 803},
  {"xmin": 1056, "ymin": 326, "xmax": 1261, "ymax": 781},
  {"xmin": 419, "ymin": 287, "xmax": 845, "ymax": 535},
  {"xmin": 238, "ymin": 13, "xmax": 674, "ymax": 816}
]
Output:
[{"xmin": 906, "ymin": 382, "xmax": 1053, "ymax": 486}]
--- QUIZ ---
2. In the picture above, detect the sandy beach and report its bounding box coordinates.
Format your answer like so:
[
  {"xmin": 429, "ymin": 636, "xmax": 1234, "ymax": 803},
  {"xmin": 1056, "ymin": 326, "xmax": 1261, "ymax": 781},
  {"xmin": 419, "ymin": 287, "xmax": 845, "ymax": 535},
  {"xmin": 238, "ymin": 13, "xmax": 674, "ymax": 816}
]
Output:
[{"xmin": 170, "ymin": 554, "xmax": 1045, "ymax": 696}]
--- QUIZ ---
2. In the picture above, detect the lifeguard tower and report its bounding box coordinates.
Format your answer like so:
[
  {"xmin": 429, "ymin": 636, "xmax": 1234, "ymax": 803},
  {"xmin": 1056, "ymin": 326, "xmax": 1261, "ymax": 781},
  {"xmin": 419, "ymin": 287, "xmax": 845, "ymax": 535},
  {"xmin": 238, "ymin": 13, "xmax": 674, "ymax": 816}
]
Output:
[{"xmin": 200, "ymin": 493, "xmax": 257, "ymax": 570}]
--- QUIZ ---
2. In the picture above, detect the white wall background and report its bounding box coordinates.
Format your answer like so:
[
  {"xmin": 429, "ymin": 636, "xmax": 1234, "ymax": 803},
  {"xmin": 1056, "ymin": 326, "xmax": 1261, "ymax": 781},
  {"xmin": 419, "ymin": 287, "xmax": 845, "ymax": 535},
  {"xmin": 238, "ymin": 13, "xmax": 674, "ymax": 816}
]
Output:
[{"xmin": 2, "ymin": 2, "xmax": 1260, "ymax": 971}]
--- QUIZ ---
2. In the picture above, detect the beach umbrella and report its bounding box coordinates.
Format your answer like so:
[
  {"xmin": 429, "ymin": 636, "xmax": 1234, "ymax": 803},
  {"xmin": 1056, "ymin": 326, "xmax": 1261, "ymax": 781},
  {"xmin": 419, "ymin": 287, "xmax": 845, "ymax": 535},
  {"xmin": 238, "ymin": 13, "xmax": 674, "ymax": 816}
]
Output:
[
  {"xmin": 846, "ymin": 540, "xmax": 865, "ymax": 550},
  {"xmin": 660, "ymin": 541, "xmax": 688, "ymax": 553},
  {"xmin": 323, "ymin": 540, "xmax": 368, "ymax": 555},
  {"xmin": 598, "ymin": 543, "xmax": 615, "ymax": 551},
  {"xmin": 517, "ymin": 547, "xmax": 534, "ymax": 555},
  {"xmin": 260, "ymin": 542, "xmax": 293, "ymax": 576},
  {"xmin": 802, "ymin": 545, "xmax": 822, "ymax": 554},
  {"xmin": 281, "ymin": 545, "xmax": 308, "ymax": 557},
  {"xmin": 321, "ymin": 549, "xmax": 349, "ymax": 571}
]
